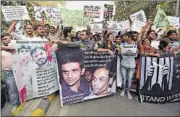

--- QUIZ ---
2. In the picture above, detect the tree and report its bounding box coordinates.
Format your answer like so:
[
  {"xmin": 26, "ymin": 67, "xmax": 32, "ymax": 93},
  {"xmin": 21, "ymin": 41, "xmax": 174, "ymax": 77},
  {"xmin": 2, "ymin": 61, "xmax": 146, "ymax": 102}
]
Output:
[{"xmin": 114, "ymin": 1, "xmax": 178, "ymax": 22}]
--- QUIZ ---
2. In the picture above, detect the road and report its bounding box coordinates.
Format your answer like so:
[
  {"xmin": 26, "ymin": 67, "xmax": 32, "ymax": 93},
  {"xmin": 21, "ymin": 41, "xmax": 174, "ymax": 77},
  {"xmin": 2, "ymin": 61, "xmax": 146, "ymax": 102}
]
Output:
[{"xmin": 46, "ymin": 93, "xmax": 180, "ymax": 116}]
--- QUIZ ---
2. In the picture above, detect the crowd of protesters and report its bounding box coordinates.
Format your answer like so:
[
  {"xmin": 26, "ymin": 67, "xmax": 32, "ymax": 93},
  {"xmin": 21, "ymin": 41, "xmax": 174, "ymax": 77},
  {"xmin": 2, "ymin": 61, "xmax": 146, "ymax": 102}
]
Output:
[{"xmin": 1, "ymin": 16, "xmax": 180, "ymax": 110}]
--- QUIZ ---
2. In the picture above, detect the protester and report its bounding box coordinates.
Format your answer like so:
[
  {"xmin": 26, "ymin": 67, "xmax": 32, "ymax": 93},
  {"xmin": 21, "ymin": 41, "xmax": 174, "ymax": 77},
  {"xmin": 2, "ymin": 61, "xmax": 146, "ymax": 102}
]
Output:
[
  {"xmin": 157, "ymin": 39, "xmax": 180, "ymax": 56},
  {"xmin": 94, "ymin": 33, "xmax": 115, "ymax": 56},
  {"xmin": 47, "ymin": 25, "xmax": 60, "ymax": 41},
  {"xmin": 119, "ymin": 31, "xmax": 138, "ymax": 99},
  {"xmin": 7, "ymin": 21, "xmax": 34, "ymax": 40},
  {"xmin": 1, "ymin": 33, "xmax": 20, "ymax": 110},
  {"xmin": 63, "ymin": 26, "xmax": 74, "ymax": 42},
  {"xmin": 79, "ymin": 30, "xmax": 93, "ymax": 50},
  {"xmin": 74, "ymin": 31, "xmax": 81, "ymax": 42}
]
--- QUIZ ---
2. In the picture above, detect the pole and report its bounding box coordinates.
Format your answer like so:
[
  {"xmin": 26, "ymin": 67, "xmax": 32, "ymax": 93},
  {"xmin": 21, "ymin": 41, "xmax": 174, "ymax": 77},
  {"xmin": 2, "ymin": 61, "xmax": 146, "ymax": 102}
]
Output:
[{"xmin": 176, "ymin": 0, "xmax": 179, "ymax": 16}]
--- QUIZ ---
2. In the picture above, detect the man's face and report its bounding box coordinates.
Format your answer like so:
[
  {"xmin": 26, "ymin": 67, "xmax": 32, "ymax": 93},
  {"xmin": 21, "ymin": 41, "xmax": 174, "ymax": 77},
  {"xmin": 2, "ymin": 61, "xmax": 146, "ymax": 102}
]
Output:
[
  {"xmin": 44, "ymin": 26, "xmax": 50, "ymax": 33},
  {"xmin": 32, "ymin": 48, "xmax": 47, "ymax": 66},
  {"xmin": 80, "ymin": 32, "xmax": 88, "ymax": 40},
  {"xmin": 133, "ymin": 33, "xmax": 138, "ymax": 41},
  {"xmin": 1, "ymin": 35, "xmax": 11, "ymax": 46},
  {"xmin": 92, "ymin": 68, "xmax": 109, "ymax": 95},
  {"xmin": 61, "ymin": 62, "xmax": 83, "ymax": 86},
  {"xmin": 148, "ymin": 31, "xmax": 157, "ymax": 40},
  {"xmin": 50, "ymin": 27, "xmax": 55, "ymax": 33},
  {"xmin": 84, "ymin": 70, "xmax": 92, "ymax": 82},
  {"xmin": 25, "ymin": 24, "xmax": 33, "ymax": 35},
  {"xmin": 36, "ymin": 26, "xmax": 45, "ymax": 36},
  {"xmin": 169, "ymin": 33, "xmax": 177, "ymax": 40},
  {"xmin": 116, "ymin": 37, "xmax": 121, "ymax": 44}
]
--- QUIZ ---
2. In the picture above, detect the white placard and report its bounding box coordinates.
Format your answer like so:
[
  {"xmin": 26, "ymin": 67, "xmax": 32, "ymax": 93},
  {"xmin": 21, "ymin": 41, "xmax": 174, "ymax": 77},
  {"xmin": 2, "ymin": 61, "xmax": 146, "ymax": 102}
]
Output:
[
  {"xmin": 121, "ymin": 44, "xmax": 137, "ymax": 57},
  {"xmin": 34, "ymin": 6, "xmax": 61, "ymax": 25},
  {"xmin": 167, "ymin": 16, "xmax": 180, "ymax": 29},
  {"xmin": 130, "ymin": 10, "xmax": 147, "ymax": 23},
  {"xmin": 131, "ymin": 20, "xmax": 146, "ymax": 33},
  {"xmin": 2, "ymin": 6, "xmax": 30, "ymax": 21},
  {"xmin": 89, "ymin": 23, "xmax": 103, "ymax": 33}
]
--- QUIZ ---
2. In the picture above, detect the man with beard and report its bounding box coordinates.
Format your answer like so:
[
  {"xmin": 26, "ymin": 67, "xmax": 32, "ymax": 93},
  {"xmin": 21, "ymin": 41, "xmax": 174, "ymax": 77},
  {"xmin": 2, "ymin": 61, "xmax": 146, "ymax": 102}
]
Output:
[
  {"xmin": 30, "ymin": 47, "xmax": 50, "ymax": 69},
  {"xmin": 8, "ymin": 21, "xmax": 34, "ymax": 40}
]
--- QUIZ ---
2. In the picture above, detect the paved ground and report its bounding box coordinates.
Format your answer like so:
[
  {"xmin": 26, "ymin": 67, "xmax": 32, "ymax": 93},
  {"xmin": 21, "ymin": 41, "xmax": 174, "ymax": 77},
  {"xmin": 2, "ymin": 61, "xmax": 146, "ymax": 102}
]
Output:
[
  {"xmin": 2, "ymin": 92, "xmax": 180, "ymax": 116},
  {"xmin": 46, "ymin": 92, "xmax": 180, "ymax": 116}
]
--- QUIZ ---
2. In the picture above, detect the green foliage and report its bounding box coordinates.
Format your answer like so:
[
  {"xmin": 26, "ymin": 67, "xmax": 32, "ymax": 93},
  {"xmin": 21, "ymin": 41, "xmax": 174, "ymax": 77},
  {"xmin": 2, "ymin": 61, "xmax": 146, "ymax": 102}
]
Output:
[
  {"xmin": 114, "ymin": 1, "xmax": 178, "ymax": 21},
  {"xmin": 60, "ymin": 8, "xmax": 90, "ymax": 30}
]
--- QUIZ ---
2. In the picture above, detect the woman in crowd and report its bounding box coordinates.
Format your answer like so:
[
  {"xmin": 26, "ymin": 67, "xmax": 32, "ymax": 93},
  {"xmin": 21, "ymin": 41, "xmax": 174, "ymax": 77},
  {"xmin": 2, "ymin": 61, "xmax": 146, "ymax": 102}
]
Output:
[{"xmin": 94, "ymin": 33, "xmax": 116, "ymax": 56}]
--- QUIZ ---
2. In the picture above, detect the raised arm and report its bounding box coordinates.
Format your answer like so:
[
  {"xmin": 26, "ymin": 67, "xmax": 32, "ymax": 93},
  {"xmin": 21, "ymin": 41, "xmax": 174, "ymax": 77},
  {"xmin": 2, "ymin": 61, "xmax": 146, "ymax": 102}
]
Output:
[
  {"xmin": 7, "ymin": 20, "xmax": 17, "ymax": 34},
  {"xmin": 143, "ymin": 19, "xmax": 153, "ymax": 39}
]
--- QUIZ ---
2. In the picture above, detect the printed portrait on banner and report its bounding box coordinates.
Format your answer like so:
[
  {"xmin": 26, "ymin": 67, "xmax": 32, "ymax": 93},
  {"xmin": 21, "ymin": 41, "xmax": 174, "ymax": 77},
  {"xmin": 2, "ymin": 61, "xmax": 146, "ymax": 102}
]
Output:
[
  {"xmin": 56, "ymin": 48, "xmax": 116, "ymax": 106},
  {"xmin": 12, "ymin": 40, "xmax": 59, "ymax": 103}
]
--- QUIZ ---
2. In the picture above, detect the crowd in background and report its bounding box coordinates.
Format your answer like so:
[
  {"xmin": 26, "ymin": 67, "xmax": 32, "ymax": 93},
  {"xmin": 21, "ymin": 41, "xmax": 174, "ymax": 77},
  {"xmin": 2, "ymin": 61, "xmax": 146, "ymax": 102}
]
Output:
[{"xmin": 1, "ymin": 17, "xmax": 180, "ymax": 109}]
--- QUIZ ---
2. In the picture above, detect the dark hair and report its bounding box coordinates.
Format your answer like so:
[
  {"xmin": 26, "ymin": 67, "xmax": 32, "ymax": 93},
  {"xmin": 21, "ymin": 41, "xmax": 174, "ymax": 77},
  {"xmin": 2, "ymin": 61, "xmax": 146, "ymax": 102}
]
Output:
[
  {"xmin": 50, "ymin": 26, "xmax": 55, "ymax": 29},
  {"xmin": 24, "ymin": 24, "xmax": 33, "ymax": 29},
  {"xmin": 44, "ymin": 24, "xmax": 50, "ymax": 28},
  {"xmin": 75, "ymin": 31, "xmax": 81, "ymax": 38},
  {"xmin": 18, "ymin": 44, "xmax": 31, "ymax": 53},
  {"xmin": 106, "ymin": 33, "xmax": 113, "ymax": 39},
  {"xmin": 147, "ymin": 30, "xmax": 157, "ymax": 37},
  {"xmin": 167, "ymin": 30, "xmax": 177, "ymax": 36},
  {"xmin": 30, "ymin": 47, "xmax": 46, "ymax": 57},
  {"xmin": 124, "ymin": 31, "xmax": 134, "ymax": 39},
  {"xmin": 115, "ymin": 35, "xmax": 121, "ymax": 39},
  {"xmin": 82, "ymin": 30, "xmax": 89, "ymax": 36},
  {"xmin": 56, "ymin": 47, "xmax": 85, "ymax": 69},
  {"xmin": 1, "ymin": 33, "xmax": 12, "ymax": 39},
  {"xmin": 132, "ymin": 31, "xmax": 139, "ymax": 35},
  {"xmin": 34, "ymin": 25, "xmax": 43, "ymax": 31},
  {"xmin": 63, "ymin": 26, "xmax": 73, "ymax": 38},
  {"xmin": 158, "ymin": 40, "xmax": 169, "ymax": 50}
]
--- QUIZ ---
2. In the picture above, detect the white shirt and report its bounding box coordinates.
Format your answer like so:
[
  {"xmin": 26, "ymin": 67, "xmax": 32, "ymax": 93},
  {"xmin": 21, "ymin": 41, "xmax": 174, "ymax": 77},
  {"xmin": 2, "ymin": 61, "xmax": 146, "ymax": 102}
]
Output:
[{"xmin": 11, "ymin": 32, "xmax": 34, "ymax": 40}]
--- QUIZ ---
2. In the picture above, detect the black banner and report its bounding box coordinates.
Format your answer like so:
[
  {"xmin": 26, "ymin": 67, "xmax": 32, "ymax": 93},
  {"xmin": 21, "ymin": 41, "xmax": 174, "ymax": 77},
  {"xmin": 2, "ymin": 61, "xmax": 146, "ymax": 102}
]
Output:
[
  {"xmin": 139, "ymin": 54, "xmax": 180, "ymax": 103},
  {"xmin": 56, "ymin": 48, "xmax": 117, "ymax": 105}
]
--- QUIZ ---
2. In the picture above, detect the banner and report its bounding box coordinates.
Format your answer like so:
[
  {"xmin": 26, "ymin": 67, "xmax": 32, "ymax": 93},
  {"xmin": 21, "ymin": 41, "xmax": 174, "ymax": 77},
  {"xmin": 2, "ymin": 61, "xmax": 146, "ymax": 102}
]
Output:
[
  {"xmin": 130, "ymin": 10, "xmax": 147, "ymax": 23},
  {"xmin": 89, "ymin": 22, "xmax": 103, "ymax": 33},
  {"xmin": 1, "ymin": 6, "xmax": 30, "ymax": 21},
  {"xmin": 57, "ymin": 48, "xmax": 116, "ymax": 106},
  {"xmin": 152, "ymin": 8, "xmax": 170, "ymax": 31},
  {"xmin": 121, "ymin": 44, "xmax": 137, "ymax": 57},
  {"xmin": 83, "ymin": 5, "xmax": 101, "ymax": 19},
  {"xmin": 34, "ymin": 6, "xmax": 61, "ymax": 26},
  {"xmin": 131, "ymin": 20, "xmax": 146, "ymax": 33},
  {"xmin": 12, "ymin": 40, "xmax": 59, "ymax": 103},
  {"xmin": 139, "ymin": 55, "xmax": 180, "ymax": 103}
]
